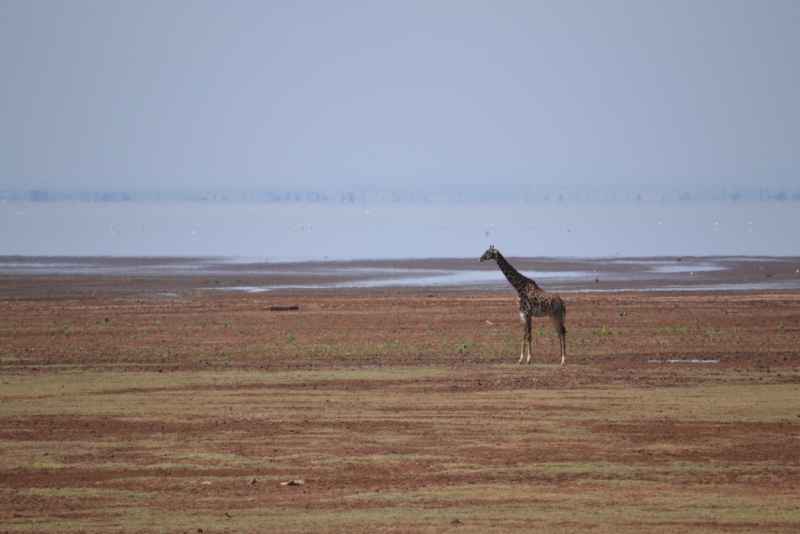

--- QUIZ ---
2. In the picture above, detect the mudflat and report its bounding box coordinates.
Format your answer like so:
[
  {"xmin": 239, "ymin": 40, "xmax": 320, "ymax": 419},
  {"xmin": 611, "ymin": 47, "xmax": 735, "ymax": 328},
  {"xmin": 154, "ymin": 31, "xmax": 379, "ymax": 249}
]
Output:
[
  {"xmin": 2, "ymin": 255, "xmax": 799, "ymax": 296},
  {"xmin": 1, "ymin": 285, "xmax": 799, "ymax": 532}
]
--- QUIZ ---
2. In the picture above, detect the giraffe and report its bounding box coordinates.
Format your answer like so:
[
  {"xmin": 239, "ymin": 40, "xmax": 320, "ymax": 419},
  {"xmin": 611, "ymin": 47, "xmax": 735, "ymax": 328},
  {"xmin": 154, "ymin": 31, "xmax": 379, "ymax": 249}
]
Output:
[{"xmin": 479, "ymin": 246, "xmax": 567, "ymax": 365}]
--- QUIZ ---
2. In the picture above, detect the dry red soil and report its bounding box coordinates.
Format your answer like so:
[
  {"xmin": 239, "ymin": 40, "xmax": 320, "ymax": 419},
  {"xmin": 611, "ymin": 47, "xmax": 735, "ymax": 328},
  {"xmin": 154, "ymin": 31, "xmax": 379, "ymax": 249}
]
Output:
[
  {"xmin": 2, "ymin": 291, "xmax": 798, "ymax": 367},
  {"xmin": 1, "ymin": 290, "xmax": 799, "ymax": 532}
]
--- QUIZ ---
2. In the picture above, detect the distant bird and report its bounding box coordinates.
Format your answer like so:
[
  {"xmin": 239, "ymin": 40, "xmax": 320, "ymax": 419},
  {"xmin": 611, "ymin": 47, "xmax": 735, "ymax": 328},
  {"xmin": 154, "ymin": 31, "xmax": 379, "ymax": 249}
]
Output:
[
  {"xmin": 443, "ymin": 224, "xmax": 447, "ymax": 232},
  {"xmin": 532, "ymin": 224, "xmax": 535, "ymax": 233},
  {"xmin": 140, "ymin": 223, "xmax": 144, "ymax": 234},
  {"xmin": 308, "ymin": 224, "xmax": 312, "ymax": 232},
  {"xmin": 749, "ymin": 222, "xmax": 754, "ymax": 234},
  {"xmin": 299, "ymin": 224, "xmax": 304, "ymax": 235},
  {"xmin": 715, "ymin": 222, "xmax": 719, "ymax": 232},
  {"xmin": 563, "ymin": 223, "xmax": 570, "ymax": 234},
  {"xmin": 191, "ymin": 230, "xmax": 196, "ymax": 242},
  {"xmin": 110, "ymin": 223, "xmax": 114, "ymax": 235},
  {"xmin": 658, "ymin": 222, "xmax": 663, "ymax": 233}
]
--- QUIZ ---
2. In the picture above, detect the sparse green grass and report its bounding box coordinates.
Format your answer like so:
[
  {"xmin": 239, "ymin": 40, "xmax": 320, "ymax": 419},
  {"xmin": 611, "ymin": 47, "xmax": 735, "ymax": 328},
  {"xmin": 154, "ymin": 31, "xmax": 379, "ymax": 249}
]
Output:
[
  {"xmin": 2, "ymin": 292, "xmax": 799, "ymax": 531},
  {"xmin": 1, "ymin": 364, "xmax": 799, "ymax": 532}
]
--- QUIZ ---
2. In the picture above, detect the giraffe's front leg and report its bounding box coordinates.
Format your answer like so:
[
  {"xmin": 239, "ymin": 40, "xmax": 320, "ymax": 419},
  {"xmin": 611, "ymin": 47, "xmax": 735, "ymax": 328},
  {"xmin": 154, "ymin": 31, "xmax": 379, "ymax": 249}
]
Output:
[
  {"xmin": 518, "ymin": 313, "xmax": 532, "ymax": 364},
  {"xmin": 525, "ymin": 316, "xmax": 533, "ymax": 364},
  {"xmin": 526, "ymin": 337, "xmax": 532, "ymax": 364},
  {"xmin": 517, "ymin": 312, "xmax": 531, "ymax": 363}
]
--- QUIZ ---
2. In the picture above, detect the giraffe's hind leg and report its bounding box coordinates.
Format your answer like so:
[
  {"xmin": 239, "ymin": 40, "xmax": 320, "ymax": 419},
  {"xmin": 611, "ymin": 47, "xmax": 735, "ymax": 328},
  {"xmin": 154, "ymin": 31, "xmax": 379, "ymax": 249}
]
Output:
[{"xmin": 550, "ymin": 313, "xmax": 567, "ymax": 365}]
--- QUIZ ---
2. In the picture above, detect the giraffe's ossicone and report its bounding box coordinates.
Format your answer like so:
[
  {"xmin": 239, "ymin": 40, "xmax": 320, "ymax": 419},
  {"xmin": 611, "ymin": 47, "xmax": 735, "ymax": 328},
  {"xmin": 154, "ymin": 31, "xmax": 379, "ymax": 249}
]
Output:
[{"xmin": 479, "ymin": 246, "xmax": 567, "ymax": 365}]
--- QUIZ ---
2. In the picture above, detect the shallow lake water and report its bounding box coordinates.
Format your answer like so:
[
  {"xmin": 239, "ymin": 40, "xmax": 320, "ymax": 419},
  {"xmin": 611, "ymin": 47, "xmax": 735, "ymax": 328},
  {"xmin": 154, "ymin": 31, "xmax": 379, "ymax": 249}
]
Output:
[{"xmin": 2, "ymin": 201, "xmax": 798, "ymax": 261}]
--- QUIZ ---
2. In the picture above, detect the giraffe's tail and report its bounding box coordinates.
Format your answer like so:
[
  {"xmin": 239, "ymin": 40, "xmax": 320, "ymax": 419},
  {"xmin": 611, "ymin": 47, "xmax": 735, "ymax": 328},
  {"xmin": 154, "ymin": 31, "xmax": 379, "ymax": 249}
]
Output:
[{"xmin": 550, "ymin": 307, "xmax": 567, "ymax": 335}]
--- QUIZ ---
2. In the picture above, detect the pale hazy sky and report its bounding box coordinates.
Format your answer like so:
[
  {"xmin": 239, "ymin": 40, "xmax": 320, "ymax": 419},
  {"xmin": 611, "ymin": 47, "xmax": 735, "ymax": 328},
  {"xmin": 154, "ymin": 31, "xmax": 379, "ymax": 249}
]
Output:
[{"xmin": 1, "ymin": 0, "xmax": 798, "ymax": 191}]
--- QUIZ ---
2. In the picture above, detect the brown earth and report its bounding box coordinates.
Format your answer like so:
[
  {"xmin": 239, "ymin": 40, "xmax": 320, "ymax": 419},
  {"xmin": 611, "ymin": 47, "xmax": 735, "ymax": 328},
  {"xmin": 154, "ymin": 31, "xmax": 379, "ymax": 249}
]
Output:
[
  {"xmin": 1, "ymin": 289, "xmax": 800, "ymax": 532},
  {"xmin": 2, "ymin": 290, "xmax": 798, "ymax": 368}
]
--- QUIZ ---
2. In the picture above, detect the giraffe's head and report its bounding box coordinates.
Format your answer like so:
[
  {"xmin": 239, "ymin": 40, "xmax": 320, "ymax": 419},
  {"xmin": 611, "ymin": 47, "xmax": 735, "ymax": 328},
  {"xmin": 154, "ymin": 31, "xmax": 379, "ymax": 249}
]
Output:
[{"xmin": 479, "ymin": 245, "xmax": 498, "ymax": 263}]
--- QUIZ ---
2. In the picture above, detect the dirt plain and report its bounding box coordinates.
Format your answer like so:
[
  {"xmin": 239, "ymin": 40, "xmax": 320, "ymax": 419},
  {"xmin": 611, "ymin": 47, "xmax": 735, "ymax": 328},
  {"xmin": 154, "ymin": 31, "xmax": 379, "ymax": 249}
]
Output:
[{"xmin": 1, "ymin": 281, "xmax": 800, "ymax": 532}]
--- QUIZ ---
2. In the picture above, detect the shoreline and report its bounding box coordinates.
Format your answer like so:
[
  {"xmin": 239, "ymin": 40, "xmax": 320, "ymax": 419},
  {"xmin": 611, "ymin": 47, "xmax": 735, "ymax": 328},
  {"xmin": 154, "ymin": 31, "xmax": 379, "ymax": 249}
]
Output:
[{"xmin": 2, "ymin": 254, "xmax": 800, "ymax": 298}]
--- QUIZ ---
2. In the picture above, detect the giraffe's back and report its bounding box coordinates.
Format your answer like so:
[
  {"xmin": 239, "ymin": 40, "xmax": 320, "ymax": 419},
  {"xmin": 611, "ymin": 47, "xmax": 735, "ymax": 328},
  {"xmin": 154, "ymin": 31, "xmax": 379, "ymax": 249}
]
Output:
[{"xmin": 519, "ymin": 285, "xmax": 565, "ymax": 318}]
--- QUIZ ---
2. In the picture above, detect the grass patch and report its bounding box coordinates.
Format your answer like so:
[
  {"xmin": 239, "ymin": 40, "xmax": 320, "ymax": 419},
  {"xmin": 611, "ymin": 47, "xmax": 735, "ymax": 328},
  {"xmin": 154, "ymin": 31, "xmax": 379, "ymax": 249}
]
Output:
[{"xmin": 3, "ymin": 290, "xmax": 800, "ymax": 532}]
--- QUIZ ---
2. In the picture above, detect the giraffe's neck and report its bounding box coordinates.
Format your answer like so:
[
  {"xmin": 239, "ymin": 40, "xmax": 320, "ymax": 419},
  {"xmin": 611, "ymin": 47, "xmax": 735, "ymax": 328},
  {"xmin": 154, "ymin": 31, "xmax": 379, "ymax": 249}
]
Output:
[{"xmin": 494, "ymin": 251, "xmax": 530, "ymax": 293}]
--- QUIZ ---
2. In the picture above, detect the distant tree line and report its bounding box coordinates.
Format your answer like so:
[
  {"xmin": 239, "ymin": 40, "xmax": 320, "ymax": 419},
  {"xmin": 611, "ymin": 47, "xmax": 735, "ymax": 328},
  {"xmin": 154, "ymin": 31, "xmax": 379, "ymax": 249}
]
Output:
[{"xmin": 4, "ymin": 186, "xmax": 799, "ymax": 205}]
